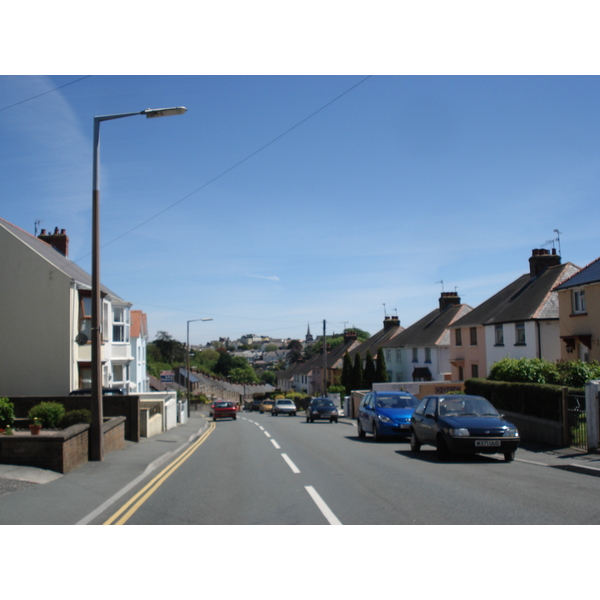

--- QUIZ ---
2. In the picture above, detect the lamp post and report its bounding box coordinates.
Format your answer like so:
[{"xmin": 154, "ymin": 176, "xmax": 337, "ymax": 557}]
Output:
[
  {"xmin": 187, "ymin": 318, "xmax": 213, "ymax": 417},
  {"xmin": 90, "ymin": 106, "xmax": 187, "ymax": 461}
]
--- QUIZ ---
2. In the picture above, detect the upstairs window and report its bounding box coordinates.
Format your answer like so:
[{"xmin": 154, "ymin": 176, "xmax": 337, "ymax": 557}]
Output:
[
  {"xmin": 495, "ymin": 324, "xmax": 504, "ymax": 346},
  {"xmin": 112, "ymin": 307, "xmax": 130, "ymax": 343},
  {"xmin": 412, "ymin": 348, "xmax": 418, "ymax": 362},
  {"xmin": 425, "ymin": 347, "xmax": 432, "ymax": 363},
  {"xmin": 515, "ymin": 322, "xmax": 526, "ymax": 345},
  {"xmin": 572, "ymin": 289, "xmax": 586, "ymax": 314},
  {"xmin": 78, "ymin": 291, "xmax": 92, "ymax": 342},
  {"xmin": 455, "ymin": 328, "xmax": 462, "ymax": 346},
  {"xmin": 470, "ymin": 327, "xmax": 478, "ymax": 346}
]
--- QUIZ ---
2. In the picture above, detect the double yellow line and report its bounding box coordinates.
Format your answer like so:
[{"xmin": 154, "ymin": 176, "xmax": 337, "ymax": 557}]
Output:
[{"xmin": 103, "ymin": 420, "xmax": 216, "ymax": 525}]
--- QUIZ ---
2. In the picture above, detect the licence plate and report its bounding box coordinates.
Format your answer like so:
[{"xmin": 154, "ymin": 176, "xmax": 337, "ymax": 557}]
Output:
[
  {"xmin": 475, "ymin": 440, "xmax": 501, "ymax": 447},
  {"xmin": 400, "ymin": 424, "xmax": 410, "ymax": 429}
]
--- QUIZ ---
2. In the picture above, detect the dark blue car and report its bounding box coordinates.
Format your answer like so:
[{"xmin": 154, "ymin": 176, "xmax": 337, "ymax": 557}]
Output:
[
  {"xmin": 410, "ymin": 394, "xmax": 520, "ymax": 462},
  {"xmin": 357, "ymin": 390, "xmax": 419, "ymax": 441}
]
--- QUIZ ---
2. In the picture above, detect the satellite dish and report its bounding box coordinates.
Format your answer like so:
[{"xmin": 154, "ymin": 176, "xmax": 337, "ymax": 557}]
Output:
[{"xmin": 76, "ymin": 333, "xmax": 88, "ymax": 345}]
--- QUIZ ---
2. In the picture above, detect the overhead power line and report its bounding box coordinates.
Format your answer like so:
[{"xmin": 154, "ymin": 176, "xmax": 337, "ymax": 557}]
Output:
[
  {"xmin": 94, "ymin": 75, "xmax": 373, "ymax": 253},
  {"xmin": 0, "ymin": 75, "xmax": 92, "ymax": 113}
]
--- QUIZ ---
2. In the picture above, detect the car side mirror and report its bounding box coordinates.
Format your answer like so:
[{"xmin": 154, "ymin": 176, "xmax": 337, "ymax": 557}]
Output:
[{"xmin": 425, "ymin": 412, "xmax": 436, "ymax": 419}]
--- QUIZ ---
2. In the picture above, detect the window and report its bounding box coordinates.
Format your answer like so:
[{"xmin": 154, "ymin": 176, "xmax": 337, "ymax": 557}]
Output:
[
  {"xmin": 494, "ymin": 324, "xmax": 504, "ymax": 346},
  {"xmin": 396, "ymin": 349, "xmax": 402, "ymax": 362},
  {"xmin": 572, "ymin": 289, "xmax": 586, "ymax": 314},
  {"xmin": 455, "ymin": 329, "xmax": 462, "ymax": 346},
  {"xmin": 470, "ymin": 327, "xmax": 477, "ymax": 346},
  {"xmin": 425, "ymin": 347, "xmax": 431, "ymax": 363},
  {"xmin": 412, "ymin": 348, "xmax": 418, "ymax": 362},
  {"xmin": 458, "ymin": 366, "xmax": 464, "ymax": 381},
  {"xmin": 78, "ymin": 291, "xmax": 92, "ymax": 342},
  {"xmin": 515, "ymin": 322, "xmax": 526, "ymax": 345},
  {"xmin": 112, "ymin": 306, "xmax": 130, "ymax": 343},
  {"xmin": 471, "ymin": 364, "xmax": 479, "ymax": 378}
]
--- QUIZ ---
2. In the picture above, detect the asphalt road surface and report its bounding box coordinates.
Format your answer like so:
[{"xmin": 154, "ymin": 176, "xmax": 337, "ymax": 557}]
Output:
[{"xmin": 94, "ymin": 411, "xmax": 600, "ymax": 525}]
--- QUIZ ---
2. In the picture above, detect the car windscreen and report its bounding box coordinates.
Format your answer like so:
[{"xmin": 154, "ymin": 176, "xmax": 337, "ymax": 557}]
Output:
[
  {"xmin": 215, "ymin": 402, "xmax": 233, "ymax": 408},
  {"xmin": 375, "ymin": 395, "xmax": 419, "ymax": 409},
  {"xmin": 438, "ymin": 396, "xmax": 499, "ymax": 417},
  {"xmin": 313, "ymin": 400, "xmax": 335, "ymax": 408}
]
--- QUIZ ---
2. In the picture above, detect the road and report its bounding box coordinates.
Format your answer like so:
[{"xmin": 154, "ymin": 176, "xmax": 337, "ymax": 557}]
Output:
[{"xmin": 94, "ymin": 410, "xmax": 600, "ymax": 525}]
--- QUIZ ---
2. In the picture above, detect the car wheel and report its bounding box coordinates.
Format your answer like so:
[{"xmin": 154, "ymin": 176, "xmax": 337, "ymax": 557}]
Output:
[
  {"xmin": 504, "ymin": 450, "xmax": 515, "ymax": 462},
  {"xmin": 372, "ymin": 422, "xmax": 380, "ymax": 442},
  {"xmin": 410, "ymin": 431, "xmax": 421, "ymax": 452},
  {"xmin": 233, "ymin": 415, "xmax": 237, "ymax": 420},
  {"xmin": 357, "ymin": 420, "xmax": 365, "ymax": 438},
  {"xmin": 436, "ymin": 436, "xmax": 450, "ymax": 461},
  {"xmin": 272, "ymin": 411, "xmax": 277, "ymax": 416}
]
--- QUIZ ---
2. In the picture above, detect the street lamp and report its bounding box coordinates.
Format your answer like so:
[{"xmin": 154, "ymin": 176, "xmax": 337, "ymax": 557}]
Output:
[
  {"xmin": 90, "ymin": 106, "xmax": 187, "ymax": 461},
  {"xmin": 187, "ymin": 318, "xmax": 213, "ymax": 417}
]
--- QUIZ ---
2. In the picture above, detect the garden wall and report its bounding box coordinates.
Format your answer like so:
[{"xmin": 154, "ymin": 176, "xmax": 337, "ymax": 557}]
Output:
[
  {"xmin": 0, "ymin": 416, "xmax": 125, "ymax": 474},
  {"xmin": 7, "ymin": 395, "xmax": 140, "ymax": 442}
]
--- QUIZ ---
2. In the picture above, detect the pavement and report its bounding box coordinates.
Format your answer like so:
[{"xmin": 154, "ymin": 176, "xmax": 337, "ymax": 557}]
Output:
[{"xmin": 1, "ymin": 410, "xmax": 600, "ymax": 525}]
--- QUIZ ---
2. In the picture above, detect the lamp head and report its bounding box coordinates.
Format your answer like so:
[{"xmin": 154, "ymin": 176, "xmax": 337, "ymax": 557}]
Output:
[{"xmin": 144, "ymin": 107, "xmax": 187, "ymax": 118}]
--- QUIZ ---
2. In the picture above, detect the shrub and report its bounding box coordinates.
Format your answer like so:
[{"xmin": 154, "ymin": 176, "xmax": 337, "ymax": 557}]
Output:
[
  {"xmin": 0, "ymin": 397, "xmax": 15, "ymax": 428},
  {"xmin": 59, "ymin": 409, "xmax": 92, "ymax": 429},
  {"xmin": 28, "ymin": 401, "xmax": 66, "ymax": 429}
]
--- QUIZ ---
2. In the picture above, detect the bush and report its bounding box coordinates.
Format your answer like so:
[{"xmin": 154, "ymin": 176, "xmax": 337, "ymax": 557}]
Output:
[
  {"xmin": 28, "ymin": 402, "xmax": 66, "ymax": 429},
  {"xmin": 59, "ymin": 409, "xmax": 92, "ymax": 429},
  {"xmin": 0, "ymin": 397, "xmax": 15, "ymax": 428},
  {"xmin": 489, "ymin": 357, "xmax": 600, "ymax": 387}
]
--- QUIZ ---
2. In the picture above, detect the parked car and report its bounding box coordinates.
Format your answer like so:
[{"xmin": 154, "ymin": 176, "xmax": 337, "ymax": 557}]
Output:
[
  {"xmin": 211, "ymin": 401, "xmax": 237, "ymax": 421},
  {"xmin": 357, "ymin": 390, "xmax": 419, "ymax": 441},
  {"xmin": 249, "ymin": 399, "xmax": 263, "ymax": 412},
  {"xmin": 271, "ymin": 399, "xmax": 297, "ymax": 416},
  {"xmin": 69, "ymin": 386, "xmax": 124, "ymax": 395},
  {"xmin": 410, "ymin": 394, "xmax": 520, "ymax": 462},
  {"xmin": 259, "ymin": 399, "xmax": 275, "ymax": 414},
  {"xmin": 306, "ymin": 397, "xmax": 338, "ymax": 423}
]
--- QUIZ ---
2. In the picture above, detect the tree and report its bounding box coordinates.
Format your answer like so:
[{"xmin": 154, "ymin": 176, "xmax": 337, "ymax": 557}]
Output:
[
  {"xmin": 213, "ymin": 349, "xmax": 234, "ymax": 377},
  {"xmin": 287, "ymin": 339, "xmax": 303, "ymax": 364},
  {"xmin": 341, "ymin": 352, "xmax": 353, "ymax": 395},
  {"xmin": 375, "ymin": 347, "xmax": 388, "ymax": 383},
  {"xmin": 364, "ymin": 350, "xmax": 376, "ymax": 389},
  {"xmin": 152, "ymin": 331, "xmax": 186, "ymax": 364},
  {"xmin": 352, "ymin": 353, "xmax": 364, "ymax": 391}
]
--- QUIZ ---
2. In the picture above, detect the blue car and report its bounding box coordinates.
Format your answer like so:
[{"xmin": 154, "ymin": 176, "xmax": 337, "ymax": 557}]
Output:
[
  {"xmin": 357, "ymin": 391, "xmax": 419, "ymax": 441},
  {"xmin": 410, "ymin": 394, "xmax": 520, "ymax": 462}
]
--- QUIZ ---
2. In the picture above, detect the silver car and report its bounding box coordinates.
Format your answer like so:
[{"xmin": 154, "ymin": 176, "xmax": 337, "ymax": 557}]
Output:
[{"xmin": 271, "ymin": 399, "xmax": 297, "ymax": 416}]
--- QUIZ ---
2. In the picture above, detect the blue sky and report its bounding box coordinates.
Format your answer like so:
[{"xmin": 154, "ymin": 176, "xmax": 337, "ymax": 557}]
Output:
[{"xmin": 2, "ymin": 74, "xmax": 599, "ymax": 346}]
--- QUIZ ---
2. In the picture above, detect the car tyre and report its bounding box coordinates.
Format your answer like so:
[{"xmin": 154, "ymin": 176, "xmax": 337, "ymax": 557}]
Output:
[
  {"xmin": 504, "ymin": 450, "xmax": 515, "ymax": 462},
  {"xmin": 410, "ymin": 431, "xmax": 421, "ymax": 452},
  {"xmin": 357, "ymin": 420, "xmax": 365, "ymax": 438},
  {"xmin": 372, "ymin": 422, "xmax": 380, "ymax": 442}
]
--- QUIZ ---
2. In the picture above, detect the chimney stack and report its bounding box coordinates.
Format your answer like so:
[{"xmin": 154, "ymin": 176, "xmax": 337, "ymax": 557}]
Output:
[
  {"xmin": 529, "ymin": 248, "xmax": 560, "ymax": 277},
  {"xmin": 38, "ymin": 227, "xmax": 69, "ymax": 257},
  {"xmin": 383, "ymin": 315, "xmax": 400, "ymax": 330},
  {"xmin": 439, "ymin": 291, "xmax": 460, "ymax": 311},
  {"xmin": 344, "ymin": 330, "xmax": 358, "ymax": 344}
]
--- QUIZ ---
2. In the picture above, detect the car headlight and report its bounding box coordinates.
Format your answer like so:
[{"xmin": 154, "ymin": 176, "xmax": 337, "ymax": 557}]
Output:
[
  {"xmin": 504, "ymin": 427, "xmax": 519, "ymax": 437},
  {"xmin": 378, "ymin": 414, "xmax": 393, "ymax": 424},
  {"xmin": 449, "ymin": 428, "xmax": 470, "ymax": 437}
]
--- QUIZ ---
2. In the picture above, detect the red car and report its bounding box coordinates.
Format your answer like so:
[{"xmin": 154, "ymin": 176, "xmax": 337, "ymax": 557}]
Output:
[{"xmin": 211, "ymin": 401, "xmax": 237, "ymax": 421}]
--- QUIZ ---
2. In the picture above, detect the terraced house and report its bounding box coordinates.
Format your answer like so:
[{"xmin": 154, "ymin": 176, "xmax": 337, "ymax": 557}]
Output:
[
  {"xmin": 0, "ymin": 218, "xmax": 139, "ymax": 396},
  {"xmin": 555, "ymin": 256, "xmax": 600, "ymax": 363},
  {"xmin": 448, "ymin": 249, "xmax": 580, "ymax": 380}
]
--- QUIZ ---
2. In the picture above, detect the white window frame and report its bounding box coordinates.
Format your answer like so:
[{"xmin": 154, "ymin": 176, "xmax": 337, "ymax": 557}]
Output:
[{"xmin": 572, "ymin": 289, "xmax": 586, "ymax": 314}]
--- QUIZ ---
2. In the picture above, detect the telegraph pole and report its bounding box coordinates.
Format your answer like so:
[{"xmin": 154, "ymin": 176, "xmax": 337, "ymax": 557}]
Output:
[{"xmin": 322, "ymin": 320, "xmax": 327, "ymax": 396}]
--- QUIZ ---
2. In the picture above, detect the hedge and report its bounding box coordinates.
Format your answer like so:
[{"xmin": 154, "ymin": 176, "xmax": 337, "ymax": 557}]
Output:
[{"xmin": 464, "ymin": 378, "xmax": 583, "ymax": 423}]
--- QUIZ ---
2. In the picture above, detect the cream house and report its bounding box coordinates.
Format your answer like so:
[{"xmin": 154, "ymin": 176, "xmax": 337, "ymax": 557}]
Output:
[
  {"xmin": 0, "ymin": 218, "xmax": 135, "ymax": 396},
  {"xmin": 449, "ymin": 249, "xmax": 579, "ymax": 380},
  {"xmin": 555, "ymin": 256, "xmax": 600, "ymax": 363}
]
